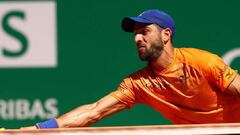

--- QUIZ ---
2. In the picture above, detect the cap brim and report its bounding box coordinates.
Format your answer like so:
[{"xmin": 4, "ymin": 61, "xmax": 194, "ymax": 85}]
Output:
[{"xmin": 121, "ymin": 17, "xmax": 152, "ymax": 32}]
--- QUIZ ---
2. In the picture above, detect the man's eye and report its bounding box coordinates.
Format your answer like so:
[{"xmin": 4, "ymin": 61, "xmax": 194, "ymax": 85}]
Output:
[{"xmin": 143, "ymin": 30, "xmax": 148, "ymax": 35}]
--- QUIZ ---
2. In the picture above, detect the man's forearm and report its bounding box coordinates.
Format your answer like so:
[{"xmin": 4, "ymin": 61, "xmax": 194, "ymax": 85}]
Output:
[
  {"xmin": 56, "ymin": 95, "xmax": 127, "ymax": 128},
  {"xmin": 20, "ymin": 95, "xmax": 126, "ymax": 129},
  {"xmin": 56, "ymin": 103, "xmax": 101, "ymax": 128}
]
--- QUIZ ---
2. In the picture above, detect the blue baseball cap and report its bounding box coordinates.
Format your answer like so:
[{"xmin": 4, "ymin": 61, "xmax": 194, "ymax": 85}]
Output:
[{"xmin": 121, "ymin": 9, "xmax": 176, "ymax": 36}]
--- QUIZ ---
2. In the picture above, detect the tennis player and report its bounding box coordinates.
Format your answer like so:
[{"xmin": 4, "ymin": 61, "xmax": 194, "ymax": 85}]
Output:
[{"xmin": 22, "ymin": 9, "xmax": 240, "ymax": 129}]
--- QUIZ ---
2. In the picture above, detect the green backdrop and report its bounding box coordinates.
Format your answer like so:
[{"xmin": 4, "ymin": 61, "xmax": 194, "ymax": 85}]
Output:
[{"xmin": 0, "ymin": 0, "xmax": 239, "ymax": 128}]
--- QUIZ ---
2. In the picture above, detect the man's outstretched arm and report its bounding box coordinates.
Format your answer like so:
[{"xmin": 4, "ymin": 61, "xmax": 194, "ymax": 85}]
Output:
[
  {"xmin": 57, "ymin": 94, "xmax": 127, "ymax": 128},
  {"xmin": 22, "ymin": 94, "xmax": 127, "ymax": 129}
]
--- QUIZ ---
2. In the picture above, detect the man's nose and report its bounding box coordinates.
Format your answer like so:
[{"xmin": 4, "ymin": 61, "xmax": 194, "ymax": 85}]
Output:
[{"xmin": 134, "ymin": 34, "xmax": 143, "ymax": 43}]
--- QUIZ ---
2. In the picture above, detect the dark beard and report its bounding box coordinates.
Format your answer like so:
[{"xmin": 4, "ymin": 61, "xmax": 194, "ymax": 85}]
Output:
[{"xmin": 139, "ymin": 43, "xmax": 164, "ymax": 62}]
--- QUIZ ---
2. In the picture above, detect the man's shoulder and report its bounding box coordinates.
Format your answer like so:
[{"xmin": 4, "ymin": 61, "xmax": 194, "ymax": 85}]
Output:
[
  {"xmin": 120, "ymin": 66, "xmax": 153, "ymax": 83},
  {"xmin": 119, "ymin": 66, "xmax": 151, "ymax": 88},
  {"xmin": 127, "ymin": 66, "xmax": 150, "ymax": 78},
  {"xmin": 176, "ymin": 47, "xmax": 220, "ymax": 64},
  {"xmin": 177, "ymin": 47, "xmax": 214, "ymax": 56}
]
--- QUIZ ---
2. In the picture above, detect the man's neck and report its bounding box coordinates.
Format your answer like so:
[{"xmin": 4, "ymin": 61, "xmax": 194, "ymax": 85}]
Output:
[{"xmin": 149, "ymin": 44, "xmax": 175, "ymax": 72}]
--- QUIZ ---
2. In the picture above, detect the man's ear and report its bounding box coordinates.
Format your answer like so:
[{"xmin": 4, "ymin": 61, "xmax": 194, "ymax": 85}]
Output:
[{"xmin": 162, "ymin": 28, "xmax": 172, "ymax": 43}]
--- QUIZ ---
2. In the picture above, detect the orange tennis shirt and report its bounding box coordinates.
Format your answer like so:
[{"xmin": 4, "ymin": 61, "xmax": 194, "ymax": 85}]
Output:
[{"xmin": 110, "ymin": 48, "xmax": 239, "ymax": 124}]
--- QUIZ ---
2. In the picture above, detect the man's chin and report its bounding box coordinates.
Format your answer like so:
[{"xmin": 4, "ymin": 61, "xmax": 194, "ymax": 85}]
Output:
[{"xmin": 139, "ymin": 54, "xmax": 149, "ymax": 61}]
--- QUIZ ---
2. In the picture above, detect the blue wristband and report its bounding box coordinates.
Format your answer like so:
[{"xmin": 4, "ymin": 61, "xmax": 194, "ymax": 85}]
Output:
[{"xmin": 36, "ymin": 118, "xmax": 59, "ymax": 129}]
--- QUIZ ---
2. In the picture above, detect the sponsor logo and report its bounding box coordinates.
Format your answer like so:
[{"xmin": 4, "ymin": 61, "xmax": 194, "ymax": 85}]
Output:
[
  {"xmin": 0, "ymin": 98, "xmax": 58, "ymax": 120},
  {"xmin": 0, "ymin": 1, "xmax": 57, "ymax": 67}
]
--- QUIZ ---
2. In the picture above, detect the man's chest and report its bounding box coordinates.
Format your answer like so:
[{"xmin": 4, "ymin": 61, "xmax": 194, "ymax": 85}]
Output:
[{"xmin": 135, "ymin": 66, "xmax": 218, "ymax": 110}]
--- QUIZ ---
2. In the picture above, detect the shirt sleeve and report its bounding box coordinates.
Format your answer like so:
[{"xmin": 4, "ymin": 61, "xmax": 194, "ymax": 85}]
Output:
[
  {"xmin": 110, "ymin": 77, "xmax": 136, "ymax": 109},
  {"xmin": 203, "ymin": 53, "xmax": 238, "ymax": 91}
]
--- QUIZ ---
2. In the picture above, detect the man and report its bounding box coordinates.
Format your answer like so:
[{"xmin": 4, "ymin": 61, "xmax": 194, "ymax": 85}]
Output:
[{"xmin": 23, "ymin": 9, "xmax": 240, "ymax": 129}]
